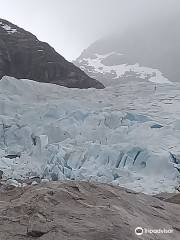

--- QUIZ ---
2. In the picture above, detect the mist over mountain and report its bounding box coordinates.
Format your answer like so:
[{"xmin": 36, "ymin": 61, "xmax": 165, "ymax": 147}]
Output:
[{"xmin": 75, "ymin": 14, "xmax": 180, "ymax": 85}]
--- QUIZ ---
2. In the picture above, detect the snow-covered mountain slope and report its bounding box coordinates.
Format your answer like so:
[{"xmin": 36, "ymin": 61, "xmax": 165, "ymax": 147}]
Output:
[
  {"xmin": 74, "ymin": 16, "xmax": 180, "ymax": 86},
  {"xmin": 75, "ymin": 52, "xmax": 172, "ymax": 86},
  {"xmin": 0, "ymin": 76, "xmax": 180, "ymax": 194}
]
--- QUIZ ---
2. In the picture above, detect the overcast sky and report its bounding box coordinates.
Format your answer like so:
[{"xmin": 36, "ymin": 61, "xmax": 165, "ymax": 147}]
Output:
[{"xmin": 0, "ymin": 0, "xmax": 179, "ymax": 61}]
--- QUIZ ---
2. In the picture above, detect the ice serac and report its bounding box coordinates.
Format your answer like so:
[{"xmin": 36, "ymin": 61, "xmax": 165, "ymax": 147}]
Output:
[
  {"xmin": 0, "ymin": 76, "xmax": 180, "ymax": 194},
  {"xmin": 74, "ymin": 15, "xmax": 180, "ymax": 86},
  {"xmin": 0, "ymin": 19, "xmax": 104, "ymax": 89}
]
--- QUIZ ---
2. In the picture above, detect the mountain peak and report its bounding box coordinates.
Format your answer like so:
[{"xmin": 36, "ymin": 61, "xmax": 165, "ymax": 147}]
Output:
[
  {"xmin": 0, "ymin": 18, "xmax": 104, "ymax": 89},
  {"xmin": 74, "ymin": 17, "xmax": 180, "ymax": 86}
]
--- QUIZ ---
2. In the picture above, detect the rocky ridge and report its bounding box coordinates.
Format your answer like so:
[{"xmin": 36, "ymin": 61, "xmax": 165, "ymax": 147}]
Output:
[{"xmin": 0, "ymin": 18, "xmax": 104, "ymax": 89}]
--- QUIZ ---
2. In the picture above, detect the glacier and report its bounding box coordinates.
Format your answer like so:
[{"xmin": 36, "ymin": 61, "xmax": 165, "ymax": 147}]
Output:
[{"xmin": 0, "ymin": 76, "xmax": 180, "ymax": 194}]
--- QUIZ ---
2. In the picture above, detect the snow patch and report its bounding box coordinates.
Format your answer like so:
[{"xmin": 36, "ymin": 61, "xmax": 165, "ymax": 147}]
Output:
[
  {"xmin": 78, "ymin": 53, "xmax": 172, "ymax": 85},
  {"xmin": 0, "ymin": 21, "xmax": 17, "ymax": 34}
]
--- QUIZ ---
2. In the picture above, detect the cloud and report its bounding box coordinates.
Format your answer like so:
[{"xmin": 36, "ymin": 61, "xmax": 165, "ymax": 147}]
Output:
[{"xmin": 0, "ymin": 0, "xmax": 179, "ymax": 60}]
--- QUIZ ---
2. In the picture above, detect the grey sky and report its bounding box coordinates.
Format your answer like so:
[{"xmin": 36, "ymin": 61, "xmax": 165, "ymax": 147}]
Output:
[{"xmin": 0, "ymin": 0, "xmax": 179, "ymax": 60}]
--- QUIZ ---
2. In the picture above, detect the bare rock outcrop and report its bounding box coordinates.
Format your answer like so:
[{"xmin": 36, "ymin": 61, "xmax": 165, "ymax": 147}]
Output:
[
  {"xmin": 0, "ymin": 181, "xmax": 179, "ymax": 240},
  {"xmin": 0, "ymin": 19, "xmax": 104, "ymax": 89}
]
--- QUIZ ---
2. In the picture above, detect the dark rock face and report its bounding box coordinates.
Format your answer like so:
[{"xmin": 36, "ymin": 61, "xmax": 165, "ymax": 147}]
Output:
[{"xmin": 0, "ymin": 19, "xmax": 104, "ymax": 89}]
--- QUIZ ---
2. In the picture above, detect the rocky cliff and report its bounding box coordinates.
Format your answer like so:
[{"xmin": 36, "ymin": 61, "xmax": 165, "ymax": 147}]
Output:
[{"xmin": 0, "ymin": 18, "xmax": 104, "ymax": 89}]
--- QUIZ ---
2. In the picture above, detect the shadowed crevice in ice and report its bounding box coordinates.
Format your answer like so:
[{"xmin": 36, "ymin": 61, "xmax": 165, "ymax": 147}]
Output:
[{"xmin": 0, "ymin": 76, "xmax": 179, "ymax": 194}]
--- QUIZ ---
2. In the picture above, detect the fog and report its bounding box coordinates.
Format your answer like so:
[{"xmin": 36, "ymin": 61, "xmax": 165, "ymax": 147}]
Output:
[{"xmin": 0, "ymin": 0, "xmax": 179, "ymax": 60}]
